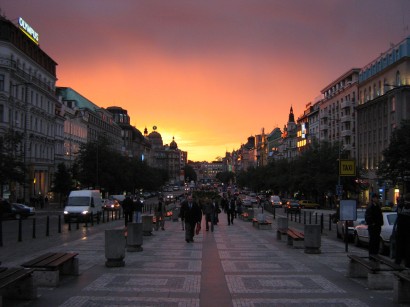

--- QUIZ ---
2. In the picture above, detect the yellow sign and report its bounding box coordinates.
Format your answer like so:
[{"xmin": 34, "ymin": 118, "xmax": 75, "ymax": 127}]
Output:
[
  {"xmin": 340, "ymin": 160, "xmax": 356, "ymax": 176},
  {"xmin": 18, "ymin": 17, "xmax": 39, "ymax": 45}
]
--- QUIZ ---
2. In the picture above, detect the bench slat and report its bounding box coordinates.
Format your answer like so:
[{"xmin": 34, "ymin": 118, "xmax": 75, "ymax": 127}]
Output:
[
  {"xmin": 22, "ymin": 252, "xmax": 78, "ymax": 269},
  {"xmin": 348, "ymin": 254, "xmax": 380, "ymax": 271},
  {"xmin": 47, "ymin": 253, "xmax": 78, "ymax": 268},
  {"xmin": 287, "ymin": 228, "xmax": 304, "ymax": 240},
  {"xmin": 0, "ymin": 268, "xmax": 34, "ymax": 289},
  {"xmin": 395, "ymin": 271, "xmax": 410, "ymax": 282},
  {"xmin": 21, "ymin": 252, "xmax": 56, "ymax": 267},
  {"xmin": 369, "ymin": 255, "xmax": 406, "ymax": 271}
]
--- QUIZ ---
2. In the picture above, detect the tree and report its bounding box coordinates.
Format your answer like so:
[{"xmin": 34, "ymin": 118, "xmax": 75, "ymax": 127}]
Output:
[
  {"xmin": 184, "ymin": 165, "xmax": 197, "ymax": 182},
  {"xmin": 0, "ymin": 130, "xmax": 26, "ymax": 200},
  {"xmin": 378, "ymin": 120, "xmax": 410, "ymax": 194},
  {"xmin": 52, "ymin": 163, "xmax": 74, "ymax": 205}
]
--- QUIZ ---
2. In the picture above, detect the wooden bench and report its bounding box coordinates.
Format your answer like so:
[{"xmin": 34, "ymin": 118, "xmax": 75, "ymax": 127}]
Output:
[
  {"xmin": 393, "ymin": 271, "xmax": 410, "ymax": 303},
  {"xmin": 22, "ymin": 252, "xmax": 79, "ymax": 287},
  {"xmin": 347, "ymin": 254, "xmax": 405, "ymax": 290},
  {"xmin": 252, "ymin": 218, "xmax": 272, "ymax": 230},
  {"xmin": 0, "ymin": 267, "xmax": 37, "ymax": 304},
  {"xmin": 287, "ymin": 228, "xmax": 304, "ymax": 248}
]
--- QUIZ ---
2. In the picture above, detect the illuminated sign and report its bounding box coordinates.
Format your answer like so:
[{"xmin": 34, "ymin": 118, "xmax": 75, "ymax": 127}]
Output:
[
  {"xmin": 339, "ymin": 159, "xmax": 356, "ymax": 176},
  {"xmin": 18, "ymin": 17, "xmax": 39, "ymax": 45}
]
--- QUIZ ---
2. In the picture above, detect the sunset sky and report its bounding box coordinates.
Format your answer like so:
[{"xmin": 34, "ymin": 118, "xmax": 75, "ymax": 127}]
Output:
[{"xmin": 2, "ymin": 1, "xmax": 410, "ymax": 161}]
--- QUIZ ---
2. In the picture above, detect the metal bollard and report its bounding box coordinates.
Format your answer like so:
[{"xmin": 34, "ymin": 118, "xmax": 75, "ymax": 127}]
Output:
[
  {"xmin": 329, "ymin": 214, "xmax": 332, "ymax": 231},
  {"xmin": 32, "ymin": 218, "xmax": 36, "ymax": 238},
  {"xmin": 46, "ymin": 216, "xmax": 50, "ymax": 236},
  {"xmin": 315, "ymin": 213, "xmax": 318, "ymax": 224},
  {"xmin": 309, "ymin": 212, "xmax": 312, "ymax": 224},
  {"xmin": 68, "ymin": 220, "xmax": 71, "ymax": 231},
  {"xmin": 58, "ymin": 215, "xmax": 61, "ymax": 233},
  {"xmin": 91, "ymin": 212, "xmax": 94, "ymax": 227},
  {"xmin": 76, "ymin": 220, "xmax": 79, "ymax": 230},
  {"xmin": 18, "ymin": 218, "xmax": 22, "ymax": 242},
  {"xmin": 304, "ymin": 211, "xmax": 306, "ymax": 224},
  {"xmin": 298, "ymin": 211, "xmax": 301, "ymax": 223},
  {"xmin": 320, "ymin": 214, "xmax": 324, "ymax": 233},
  {"xmin": 0, "ymin": 219, "xmax": 3, "ymax": 247}
]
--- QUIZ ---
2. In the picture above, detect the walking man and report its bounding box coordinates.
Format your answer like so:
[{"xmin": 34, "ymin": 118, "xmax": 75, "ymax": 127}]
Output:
[
  {"xmin": 180, "ymin": 195, "xmax": 202, "ymax": 242},
  {"xmin": 365, "ymin": 193, "xmax": 383, "ymax": 256}
]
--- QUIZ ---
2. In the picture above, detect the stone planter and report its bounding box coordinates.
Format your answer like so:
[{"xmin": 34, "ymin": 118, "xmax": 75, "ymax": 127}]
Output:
[
  {"xmin": 105, "ymin": 229, "xmax": 126, "ymax": 267},
  {"xmin": 127, "ymin": 222, "xmax": 143, "ymax": 252},
  {"xmin": 304, "ymin": 224, "xmax": 321, "ymax": 254}
]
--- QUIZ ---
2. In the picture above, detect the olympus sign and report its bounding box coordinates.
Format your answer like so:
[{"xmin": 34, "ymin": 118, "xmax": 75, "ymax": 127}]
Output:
[{"xmin": 18, "ymin": 17, "xmax": 39, "ymax": 44}]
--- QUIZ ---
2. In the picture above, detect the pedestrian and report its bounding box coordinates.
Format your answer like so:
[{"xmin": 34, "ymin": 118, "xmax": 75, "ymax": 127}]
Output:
[
  {"xmin": 227, "ymin": 197, "xmax": 236, "ymax": 225},
  {"xmin": 204, "ymin": 197, "xmax": 219, "ymax": 232},
  {"xmin": 122, "ymin": 192, "xmax": 133, "ymax": 227},
  {"xmin": 155, "ymin": 198, "xmax": 166, "ymax": 230},
  {"xmin": 134, "ymin": 196, "xmax": 143, "ymax": 223},
  {"xmin": 394, "ymin": 193, "xmax": 410, "ymax": 267},
  {"xmin": 179, "ymin": 194, "xmax": 202, "ymax": 242},
  {"xmin": 365, "ymin": 193, "xmax": 383, "ymax": 256}
]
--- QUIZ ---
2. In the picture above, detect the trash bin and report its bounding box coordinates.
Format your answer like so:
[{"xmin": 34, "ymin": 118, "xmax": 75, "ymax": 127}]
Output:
[{"xmin": 172, "ymin": 207, "xmax": 180, "ymax": 222}]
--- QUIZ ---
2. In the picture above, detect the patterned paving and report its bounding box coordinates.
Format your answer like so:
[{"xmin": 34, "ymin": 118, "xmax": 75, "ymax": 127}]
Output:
[{"xmin": 5, "ymin": 212, "xmax": 396, "ymax": 306}]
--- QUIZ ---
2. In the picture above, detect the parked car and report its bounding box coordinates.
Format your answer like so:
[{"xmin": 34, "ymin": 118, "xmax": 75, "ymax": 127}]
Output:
[
  {"xmin": 102, "ymin": 199, "xmax": 121, "ymax": 211},
  {"xmin": 1, "ymin": 202, "xmax": 32, "ymax": 220},
  {"xmin": 353, "ymin": 210, "xmax": 397, "ymax": 255},
  {"xmin": 16, "ymin": 203, "xmax": 36, "ymax": 216},
  {"xmin": 284, "ymin": 200, "xmax": 301, "ymax": 213},
  {"xmin": 298, "ymin": 200, "xmax": 320, "ymax": 209},
  {"xmin": 336, "ymin": 209, "xmax": 366, "ymax": 240}
]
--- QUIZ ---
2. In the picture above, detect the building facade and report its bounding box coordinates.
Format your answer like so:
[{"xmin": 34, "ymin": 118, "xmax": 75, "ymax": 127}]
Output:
[
  {"xmin": 357, "ymin": 36, "xmax": 410, "ymax": 203},
  {"xmin": 0, "ymin": 16, "xmax": 60, "ymax": 202}
]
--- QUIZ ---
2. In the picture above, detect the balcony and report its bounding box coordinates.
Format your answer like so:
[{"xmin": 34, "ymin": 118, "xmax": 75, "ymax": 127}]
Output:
[
  {"xmin": 341, "ymin": 115, "xmax": 353, "ymax": 123},
  {"xmin": 341, "ymin": 130, "xmax": 353, "ymax": 137},
  {"xmin": 343, "ymin": 144, "xmax": 353, "ymax": 151},
  {"xmin": 320, "ymin": 124, "xmax": 329, "ymax": 131},
  {"xmin": 341, "ymin": 100, "xmax": 354, "ymax": 109}
]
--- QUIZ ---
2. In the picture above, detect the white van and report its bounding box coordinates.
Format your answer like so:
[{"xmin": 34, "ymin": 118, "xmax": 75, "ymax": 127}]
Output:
[
  {"xmin": 270, "ymin": 195, "xmax": 282, "ymax": 208},
  {"xmin": 64, "ymin": 190, "xmax": 102, "ymax": 222}
]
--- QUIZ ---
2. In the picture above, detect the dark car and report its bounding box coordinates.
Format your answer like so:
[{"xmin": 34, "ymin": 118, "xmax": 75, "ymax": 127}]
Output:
[
  {"xmin": 284, "ymin": 200, "xmax": 301, "ymax": 213},
  {"xmin": 102, "ymin": 199, "xmax": 121, "ymax": 211},
  {"xmin": 0, "ymin": 202, "xmax": 32, "ymax": 220}
]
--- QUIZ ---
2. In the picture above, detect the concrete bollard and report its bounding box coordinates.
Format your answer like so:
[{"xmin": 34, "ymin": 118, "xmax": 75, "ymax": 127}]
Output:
[
  {"xmin": 127, "ymin": 222, "xmax": 143, "ymax": 252},
  {"xmin": 105, "ymin": 229, "xmax": 126, "ymax": 267},
  {"xmin": 142, "ymin": 215, "xmax": 154, "ymax": 236},
  {"xmin": 277, "ymin": 217, "xmax": 288, "ymax": 229},
  {"xmin": 304, "ymin": 224, "xmax": 321, "ymax": 254}
]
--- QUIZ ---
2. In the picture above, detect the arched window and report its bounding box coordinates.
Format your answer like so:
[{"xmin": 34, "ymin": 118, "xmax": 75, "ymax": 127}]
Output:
[{"xmin": 396, "ymin": 71, "xmax": 401, "ymax": 86}]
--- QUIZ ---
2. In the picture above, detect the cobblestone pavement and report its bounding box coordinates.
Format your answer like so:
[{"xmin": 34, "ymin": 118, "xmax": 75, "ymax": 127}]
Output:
[{"xmin": 1, "ymin": 210, "xmax": 403, "ymax": 307}]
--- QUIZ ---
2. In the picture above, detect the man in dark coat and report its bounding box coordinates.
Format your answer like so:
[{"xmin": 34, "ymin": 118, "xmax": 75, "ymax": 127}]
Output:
[
  {"xmin": 365, "ymin": 193, "xmax": 384, "ymax": 256},
  {"xmin": 394, "ymin": 193, "xmax": 410, "ymax": 267},
  {"xmin": 122, "ymin": 193, "xmax": 133, "ymax": 226},
  {"xmin": 180, "ymin": 195, "xmax": 202, "ymax": 243}
]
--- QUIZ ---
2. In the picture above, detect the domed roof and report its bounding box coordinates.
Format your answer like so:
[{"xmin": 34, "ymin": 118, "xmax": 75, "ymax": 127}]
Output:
[
  {"xmin": 170, "ymin": 136, "xmax": 178, "ymax": 150},
  {"xmin": 148, "ymin": 130, "xmax": 163, "ymax": 149}
]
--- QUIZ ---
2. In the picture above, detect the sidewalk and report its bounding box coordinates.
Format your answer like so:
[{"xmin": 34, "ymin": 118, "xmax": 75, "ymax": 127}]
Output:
[{"xmin": 2, "ymin": 210, "xmax": 401, "ymax": 306}]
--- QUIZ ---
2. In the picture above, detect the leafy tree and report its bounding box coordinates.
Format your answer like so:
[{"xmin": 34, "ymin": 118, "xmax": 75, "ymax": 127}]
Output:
[
  {"xmin": 378, "ymin": 120, "xmax": 410, "ymax": 193},
  {"xmin": 52, "ymin": 163, "xmax": 74, "ymax": 204},
  {"xmin": 215, "ymin": 171, "xmax": 234, "ymax": 185},
  {"xmin": 184, "ymin": 164, "xmax": 197, "ymax": 182},
  {"xmin": 0, "ymin": 130, "xmax": 26, "ymax": 200}
]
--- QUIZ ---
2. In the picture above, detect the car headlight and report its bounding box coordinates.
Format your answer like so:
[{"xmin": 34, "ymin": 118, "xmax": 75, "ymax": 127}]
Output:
[
  {"xmin": 82, "ymin": 211, "xmax": 89, "ymax": 215},
  {"xmin": 64, "ymin": 211, "xmax": 68, "ymax": 215}
]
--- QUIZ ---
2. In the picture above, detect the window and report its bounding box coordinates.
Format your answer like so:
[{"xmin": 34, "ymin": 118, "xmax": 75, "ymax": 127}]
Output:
[
  {"xmin": 0, "ymin": 74, "xmax": 4, "ymax": 91},
  {"xmin": 391, "ymin": 96, "xmax": 396, "ymax": 112},
  {"xmin": 396, "ymin": 71, "xmax": 401, "ymax": 86}
]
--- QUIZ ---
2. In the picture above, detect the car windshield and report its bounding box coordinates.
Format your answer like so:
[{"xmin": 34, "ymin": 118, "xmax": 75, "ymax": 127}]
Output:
[
  {"xmin": 68, "ymin": 197, "xmax": 90, "ymax": 206},
  {"xmin": 386, "ymin": 213, "xmax": 397, "ymax": 225},
  {"xmin": 357, "ymin": 211, "xmax": 365, "ymax": 219}
]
